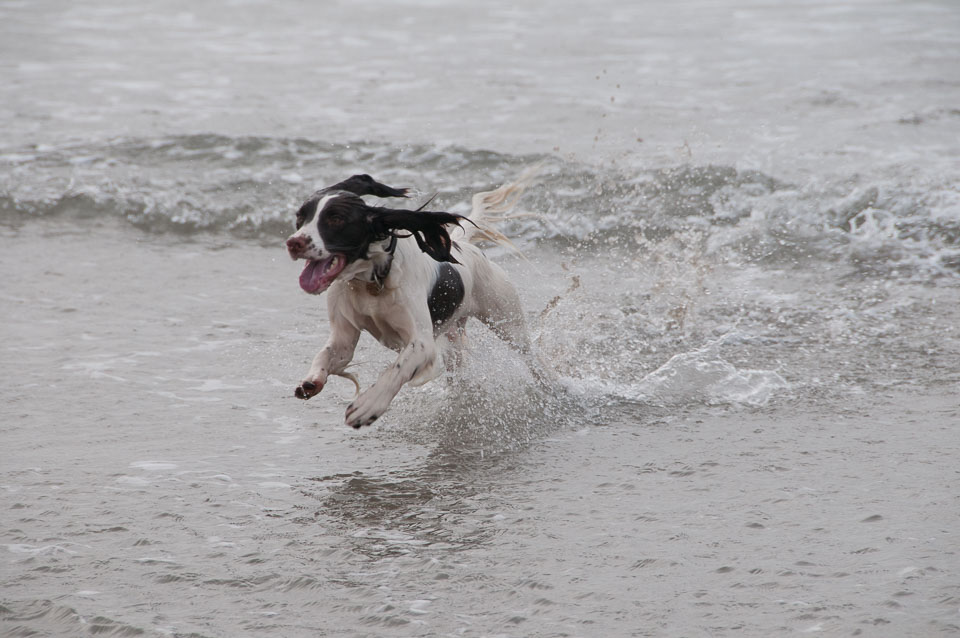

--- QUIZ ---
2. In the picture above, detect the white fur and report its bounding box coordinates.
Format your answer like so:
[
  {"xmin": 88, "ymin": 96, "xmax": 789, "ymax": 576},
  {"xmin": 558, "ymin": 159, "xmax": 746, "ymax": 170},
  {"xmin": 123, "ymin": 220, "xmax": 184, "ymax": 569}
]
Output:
[{"xmin": 293, "ymin": 178, "xmax": 536, "ymax": 428}]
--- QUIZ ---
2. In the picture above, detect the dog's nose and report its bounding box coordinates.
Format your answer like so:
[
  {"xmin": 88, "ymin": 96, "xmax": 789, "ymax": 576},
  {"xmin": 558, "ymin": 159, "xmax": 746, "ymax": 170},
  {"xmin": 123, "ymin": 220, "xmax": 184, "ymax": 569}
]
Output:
[{"xmin": 286, "ymin": 235, "xmax": 310, "ymax": 258}]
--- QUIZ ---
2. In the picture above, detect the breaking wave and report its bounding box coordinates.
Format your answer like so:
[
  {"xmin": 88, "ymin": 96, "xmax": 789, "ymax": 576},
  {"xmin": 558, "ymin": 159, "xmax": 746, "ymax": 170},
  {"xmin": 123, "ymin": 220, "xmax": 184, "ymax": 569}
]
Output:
[{"xmin": 2, "ymin": 134, "xmax": 959, "ymax": 276}]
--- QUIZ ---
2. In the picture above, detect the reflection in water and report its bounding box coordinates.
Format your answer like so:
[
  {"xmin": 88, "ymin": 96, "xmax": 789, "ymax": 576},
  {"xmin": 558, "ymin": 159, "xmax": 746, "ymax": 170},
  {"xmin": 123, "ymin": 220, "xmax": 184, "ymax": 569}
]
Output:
[{"xmin": 297, "ymin": 347, "xmax": 591, "ymax": 564}]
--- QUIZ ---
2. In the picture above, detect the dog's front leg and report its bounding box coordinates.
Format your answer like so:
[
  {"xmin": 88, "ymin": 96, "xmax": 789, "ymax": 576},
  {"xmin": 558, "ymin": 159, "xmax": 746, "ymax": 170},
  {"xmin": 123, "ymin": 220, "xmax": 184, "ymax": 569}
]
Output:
[
  {"xmin": 295, "ymin": 319, "xmax": 360, "ymax": 400},
  {"xmin": 345, "ymin": 336, "xmax": 437, "ymax": 428}
]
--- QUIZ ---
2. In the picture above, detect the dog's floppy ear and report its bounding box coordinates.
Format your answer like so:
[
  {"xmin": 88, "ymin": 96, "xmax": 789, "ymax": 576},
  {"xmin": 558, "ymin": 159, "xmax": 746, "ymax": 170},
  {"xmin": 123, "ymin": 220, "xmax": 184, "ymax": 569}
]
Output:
[
  {"xmin": 325, "ymin": 174, "xmax": 409, "ymax": 199},
  {"xmin": 369, "ymin": 208, "xmax": 467, "ymax": 263}
]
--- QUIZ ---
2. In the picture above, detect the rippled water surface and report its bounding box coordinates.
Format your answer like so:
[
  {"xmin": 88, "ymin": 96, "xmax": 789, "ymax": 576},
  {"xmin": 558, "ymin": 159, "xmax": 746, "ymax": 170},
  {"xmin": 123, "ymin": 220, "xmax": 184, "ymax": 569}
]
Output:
[{"xmin": 2, "ymin": 0, "xmax": 959, "ymax": 636}]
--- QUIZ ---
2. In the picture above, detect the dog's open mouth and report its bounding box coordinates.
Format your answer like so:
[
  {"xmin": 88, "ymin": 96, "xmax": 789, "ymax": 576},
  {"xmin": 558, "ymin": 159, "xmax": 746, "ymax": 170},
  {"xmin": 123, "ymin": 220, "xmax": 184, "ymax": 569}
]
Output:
[{"xmin": 299, "ymin": 254, "xmax": 347, "ymax": 294}]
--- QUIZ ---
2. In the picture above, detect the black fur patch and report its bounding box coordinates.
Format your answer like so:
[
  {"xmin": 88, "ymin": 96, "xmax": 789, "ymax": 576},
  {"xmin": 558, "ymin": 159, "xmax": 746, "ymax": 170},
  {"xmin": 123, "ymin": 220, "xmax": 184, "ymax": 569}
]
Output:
[
  {"xmin": 324, "ymin": 174, "xmax": 409, "ymax": 199},
  {"xmin": 428, "ymin": 263, "xmax": 464, "ymax": 327},
  {"xmin": 294, "ymin": 198, "xmax": 319, "ymax": 230}
]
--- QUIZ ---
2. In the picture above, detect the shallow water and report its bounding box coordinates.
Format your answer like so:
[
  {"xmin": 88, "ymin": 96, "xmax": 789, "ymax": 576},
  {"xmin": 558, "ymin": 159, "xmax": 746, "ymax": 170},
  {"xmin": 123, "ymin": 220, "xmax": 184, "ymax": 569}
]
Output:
[
  {"xmin": 2, "ymin": 0, "xmax": 960, "ymax": 636},
  {"xmin": 3, "ymin": 223, "xmax": 958, "ymax": 637}
]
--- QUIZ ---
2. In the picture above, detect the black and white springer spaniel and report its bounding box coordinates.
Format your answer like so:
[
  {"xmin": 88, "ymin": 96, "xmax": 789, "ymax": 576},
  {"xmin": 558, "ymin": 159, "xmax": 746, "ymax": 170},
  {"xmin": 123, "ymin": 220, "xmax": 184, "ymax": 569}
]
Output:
[{"xmin": 285, "ymin": 172, "xmax": 540, "ymax": 428}]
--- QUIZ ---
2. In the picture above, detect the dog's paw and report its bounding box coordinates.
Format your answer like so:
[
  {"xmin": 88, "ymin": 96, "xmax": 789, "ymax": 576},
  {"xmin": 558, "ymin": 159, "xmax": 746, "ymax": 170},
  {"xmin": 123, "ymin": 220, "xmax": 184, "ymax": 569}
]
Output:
[
  {"xmin": 294, "ymin": 378, "xmax": 323, "ymax": 400},
  {"xmin": 344, "ymin": 386, "xmax": 393, "ymax": 429}
]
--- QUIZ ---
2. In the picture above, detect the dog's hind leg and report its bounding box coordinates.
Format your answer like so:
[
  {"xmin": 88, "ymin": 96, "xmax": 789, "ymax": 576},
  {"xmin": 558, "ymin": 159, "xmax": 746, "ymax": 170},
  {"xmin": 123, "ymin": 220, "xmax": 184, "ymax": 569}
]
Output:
[
  {"xmin": 482, "ymin": 309, "xmax": 558, "ymax": 389},
  {"xmin": 476, "ymin": 286, "xmax": 561, "ymax": 385},
  {"xmin": 473, "ymin": 261, "xmax": 533, "ymax": 354},
  {"xmin": 476, "ymin": 278, "xmax": 565, "ymax": 389},
  {"xmin": 479, "ymin": 306, "xmax": 532, "ymax": 355}
]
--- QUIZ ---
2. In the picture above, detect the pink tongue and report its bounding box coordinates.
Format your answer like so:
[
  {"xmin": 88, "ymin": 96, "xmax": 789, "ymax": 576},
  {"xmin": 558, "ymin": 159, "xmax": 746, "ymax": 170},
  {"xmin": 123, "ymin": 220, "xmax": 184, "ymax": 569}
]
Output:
[{"xmin": 299, "ymin": 257, "xmax": 334, "ymax": 293}]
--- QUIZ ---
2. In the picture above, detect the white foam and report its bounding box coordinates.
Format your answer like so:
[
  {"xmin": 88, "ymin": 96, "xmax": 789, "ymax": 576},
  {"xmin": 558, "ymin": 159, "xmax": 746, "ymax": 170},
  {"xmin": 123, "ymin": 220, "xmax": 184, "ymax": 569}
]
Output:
[{"xmin": 632, "ymin": 337, "xmax": 789, "ymax": 407}]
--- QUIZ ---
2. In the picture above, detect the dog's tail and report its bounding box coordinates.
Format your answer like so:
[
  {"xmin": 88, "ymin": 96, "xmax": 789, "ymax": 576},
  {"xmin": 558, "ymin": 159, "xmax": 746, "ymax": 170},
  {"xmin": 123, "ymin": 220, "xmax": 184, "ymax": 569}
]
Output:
[{"xmin": 456, "ymin": 165, "xmax": 541, "ymax": 254}]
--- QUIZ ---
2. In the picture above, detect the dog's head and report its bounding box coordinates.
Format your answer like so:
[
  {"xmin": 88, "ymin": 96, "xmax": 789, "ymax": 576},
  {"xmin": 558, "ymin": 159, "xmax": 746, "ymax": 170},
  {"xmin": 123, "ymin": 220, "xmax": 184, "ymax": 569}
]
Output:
[{"xmin": 286, "ymin": 175, "xmax": 465, "ymax": 294}]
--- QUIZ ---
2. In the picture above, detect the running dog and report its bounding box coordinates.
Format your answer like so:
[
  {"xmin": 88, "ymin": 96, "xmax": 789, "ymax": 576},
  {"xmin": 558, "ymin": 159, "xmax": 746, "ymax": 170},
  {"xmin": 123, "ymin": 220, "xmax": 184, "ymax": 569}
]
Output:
[{"xmin": 285, "ymin": 172, "xmax": 537, "ymax": 428}]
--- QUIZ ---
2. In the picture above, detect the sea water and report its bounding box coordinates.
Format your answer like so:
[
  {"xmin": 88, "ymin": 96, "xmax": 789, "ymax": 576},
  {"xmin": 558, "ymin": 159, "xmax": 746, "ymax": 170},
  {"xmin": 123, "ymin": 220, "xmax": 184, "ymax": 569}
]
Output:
[{"xmin": 2, "ymin": 1, "xmax": 959, "ymax": 636}]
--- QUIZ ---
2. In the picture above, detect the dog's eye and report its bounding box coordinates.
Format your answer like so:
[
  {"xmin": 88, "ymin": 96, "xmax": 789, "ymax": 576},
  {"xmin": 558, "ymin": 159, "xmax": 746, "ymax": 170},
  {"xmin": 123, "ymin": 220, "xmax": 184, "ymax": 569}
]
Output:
[{"xmin": 326, "ymin": 214, "xmax": 345, "ymax": 228}]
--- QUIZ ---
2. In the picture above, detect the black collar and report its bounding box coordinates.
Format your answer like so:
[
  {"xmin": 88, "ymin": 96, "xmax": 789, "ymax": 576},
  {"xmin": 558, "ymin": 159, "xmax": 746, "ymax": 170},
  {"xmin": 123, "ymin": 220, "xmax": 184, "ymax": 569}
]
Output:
[{"xmin": 370, "ymin": 234, "xmax": 398, "ymax": 288}]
